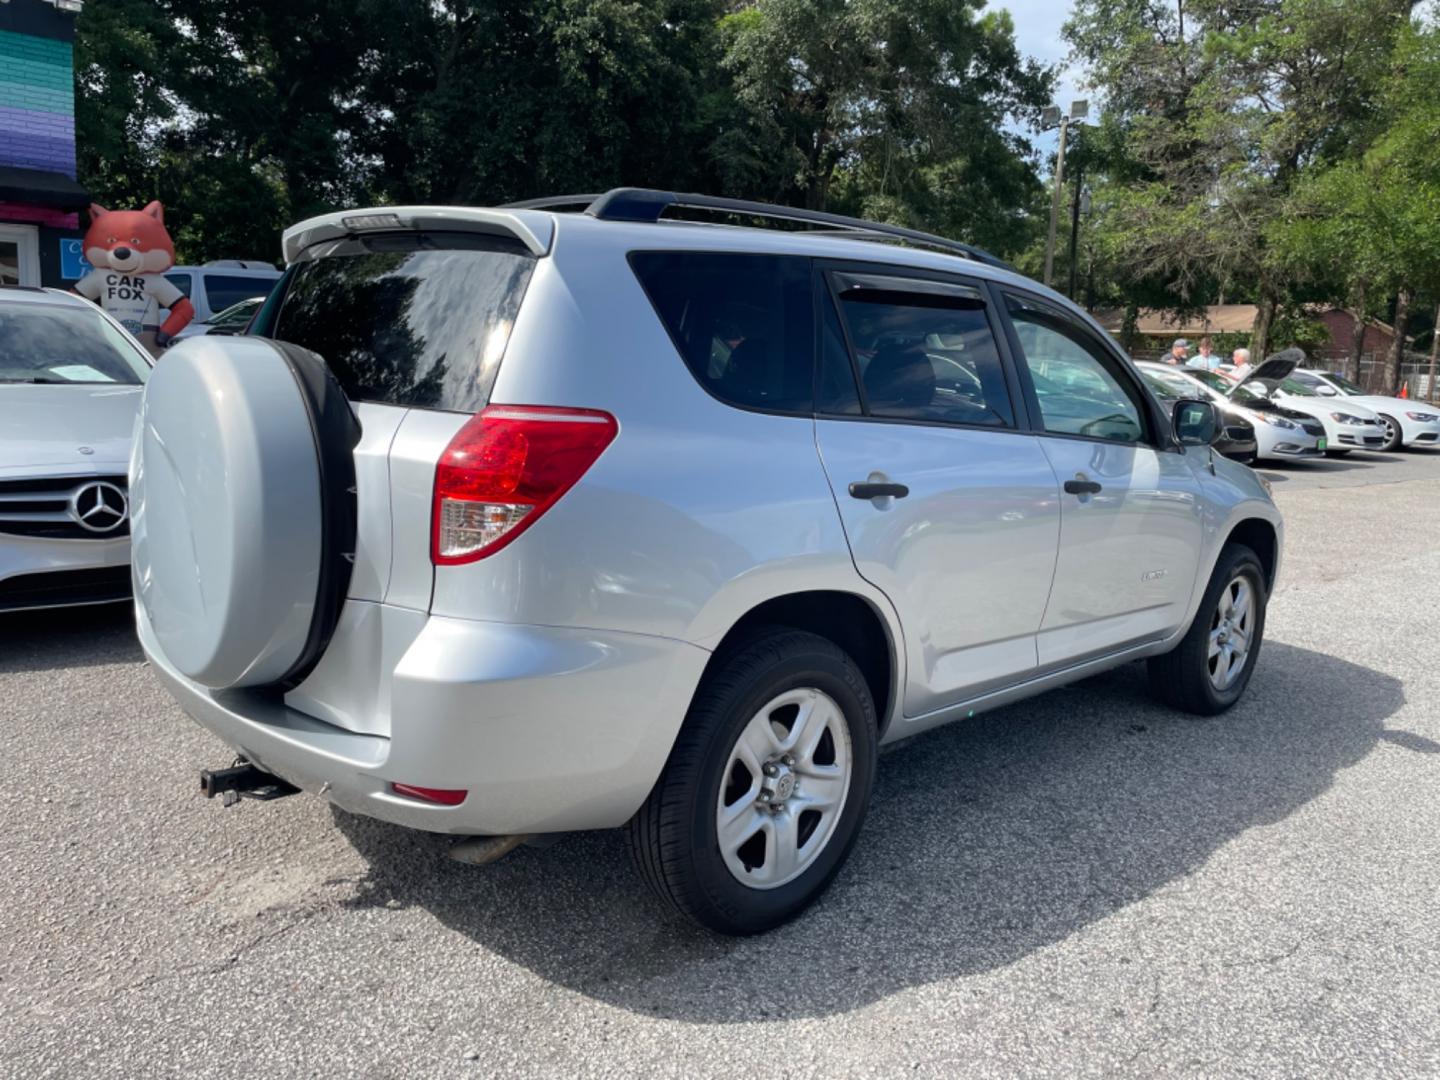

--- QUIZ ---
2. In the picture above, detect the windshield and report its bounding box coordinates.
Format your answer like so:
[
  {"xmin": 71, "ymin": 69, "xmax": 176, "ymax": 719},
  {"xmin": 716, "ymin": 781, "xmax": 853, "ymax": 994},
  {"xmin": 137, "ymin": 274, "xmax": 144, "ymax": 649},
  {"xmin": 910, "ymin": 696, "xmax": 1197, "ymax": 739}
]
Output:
[
  {"xmin": 1232, "ymin": 382, "xmax": 1270, "ymax": 406},
  {"xmin": 261, "ymin": 231, "xmax": 536, "ymax": 412},
  {"xmin": 1140, "ymin": 367, "xmax": 1195, "ymax": 398},
  {"xmin": 0, "ymin": 302, "xmax": 150, "ymax": 384},
  {"xmin": 1185, "ymin": 368, "xmax": 1234, "ymax": 394},
  {"xmin": 1322, "ymin": 372, "xmax": 1364, "ymax": 394}
]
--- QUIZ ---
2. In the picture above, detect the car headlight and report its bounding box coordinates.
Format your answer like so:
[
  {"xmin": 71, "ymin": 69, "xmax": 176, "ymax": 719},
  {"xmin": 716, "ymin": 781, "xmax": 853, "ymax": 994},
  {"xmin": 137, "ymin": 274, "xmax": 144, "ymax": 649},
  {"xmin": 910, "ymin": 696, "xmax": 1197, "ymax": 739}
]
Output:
[
  {"xmin": 1259, "ymin": 412, "xmax": 1297, "ymax": 429},
  {"xmin": 1405, "ymin": 411, "xmax": 1439, "ymax": 422},
  {"xmin": 1330, "ymin": 412, "xmax": 1367, "ymax": 424}
]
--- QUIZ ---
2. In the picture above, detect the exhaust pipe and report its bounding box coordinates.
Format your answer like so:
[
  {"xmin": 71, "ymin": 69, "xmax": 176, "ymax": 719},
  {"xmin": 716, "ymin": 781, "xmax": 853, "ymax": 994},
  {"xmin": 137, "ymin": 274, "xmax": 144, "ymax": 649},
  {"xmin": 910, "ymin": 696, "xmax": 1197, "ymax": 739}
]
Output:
[
  {"xmin": 449, "ymin": 834, "xmax": 531, "ymax": 865},
  {"xmin": 200, "ymin": 760, "xmax": 299, "ymax": 806}
]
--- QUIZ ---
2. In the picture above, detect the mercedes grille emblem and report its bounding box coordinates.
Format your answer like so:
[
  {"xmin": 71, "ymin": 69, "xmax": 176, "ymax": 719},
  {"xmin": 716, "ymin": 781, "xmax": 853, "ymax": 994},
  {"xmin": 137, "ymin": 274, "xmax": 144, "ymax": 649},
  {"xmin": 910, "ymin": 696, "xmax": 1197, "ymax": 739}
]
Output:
[{"xmin": 68, "ymin": 480, "xmax": 129, "ymax": 534}]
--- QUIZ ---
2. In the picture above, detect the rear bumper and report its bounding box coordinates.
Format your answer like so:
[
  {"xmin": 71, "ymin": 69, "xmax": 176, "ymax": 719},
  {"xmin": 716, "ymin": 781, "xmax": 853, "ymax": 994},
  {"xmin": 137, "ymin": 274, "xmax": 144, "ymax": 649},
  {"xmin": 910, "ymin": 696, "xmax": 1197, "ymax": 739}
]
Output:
[
  {"xmin": 140, "ymin": 600, "xmax": 711, "ymax": 835},
  {"xmin": 0, "ymin": 534, "xmax": 131, "ymax": 611}
]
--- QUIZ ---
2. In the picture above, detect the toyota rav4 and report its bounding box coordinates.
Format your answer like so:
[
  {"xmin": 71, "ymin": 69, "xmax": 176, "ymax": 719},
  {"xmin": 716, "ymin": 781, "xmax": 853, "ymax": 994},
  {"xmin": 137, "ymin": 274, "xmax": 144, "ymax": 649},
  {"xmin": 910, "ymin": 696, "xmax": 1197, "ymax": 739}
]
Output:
[{"xmin": 132, "ymin": 189, "xmax": 1283, "ymax": 935}]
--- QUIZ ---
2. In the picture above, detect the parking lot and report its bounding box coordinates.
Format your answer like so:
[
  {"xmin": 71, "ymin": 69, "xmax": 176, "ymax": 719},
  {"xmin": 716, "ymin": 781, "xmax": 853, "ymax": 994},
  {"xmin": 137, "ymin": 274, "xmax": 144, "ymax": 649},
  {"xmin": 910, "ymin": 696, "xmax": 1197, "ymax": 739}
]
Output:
[{"xmin": 4, "ymin": 450, "xmax": 1439, "ymax": 1078}]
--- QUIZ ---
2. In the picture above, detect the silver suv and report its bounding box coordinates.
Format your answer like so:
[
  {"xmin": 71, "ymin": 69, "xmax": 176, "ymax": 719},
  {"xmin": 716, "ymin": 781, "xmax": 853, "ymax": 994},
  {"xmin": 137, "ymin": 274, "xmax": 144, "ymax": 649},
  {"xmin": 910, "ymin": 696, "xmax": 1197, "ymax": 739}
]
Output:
[{"xmin": 132, "ymin": 190, "xmax": 1283, "ymax": 935}]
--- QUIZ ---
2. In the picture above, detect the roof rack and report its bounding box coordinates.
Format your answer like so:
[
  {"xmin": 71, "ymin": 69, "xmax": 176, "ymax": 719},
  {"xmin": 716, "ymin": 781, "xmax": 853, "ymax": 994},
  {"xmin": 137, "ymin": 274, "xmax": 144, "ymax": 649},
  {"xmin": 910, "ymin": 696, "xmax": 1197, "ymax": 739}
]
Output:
[
  {"xmin": 499, "ymin": 187, "xmax": 1016, "ymax": 272},
  {"xmin": 501, "ymin": 194, "xmax": 603, "ymax": 211}
]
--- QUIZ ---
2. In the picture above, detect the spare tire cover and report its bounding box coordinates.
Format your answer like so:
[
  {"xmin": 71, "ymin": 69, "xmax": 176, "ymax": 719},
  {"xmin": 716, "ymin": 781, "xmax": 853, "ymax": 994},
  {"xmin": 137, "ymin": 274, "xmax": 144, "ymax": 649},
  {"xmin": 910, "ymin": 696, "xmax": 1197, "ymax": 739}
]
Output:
[{"xmin": 132, "ymin": 335, "xmax": 351, "ymax": 689}]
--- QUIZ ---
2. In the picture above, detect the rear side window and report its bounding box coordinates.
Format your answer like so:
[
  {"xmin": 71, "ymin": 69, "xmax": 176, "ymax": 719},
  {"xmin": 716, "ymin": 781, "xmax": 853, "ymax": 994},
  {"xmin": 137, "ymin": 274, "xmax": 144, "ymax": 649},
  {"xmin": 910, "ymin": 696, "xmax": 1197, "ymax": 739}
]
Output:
[
  {"xmin": 165, "ymin": 273, "xmax": 192, "ymax": 299},
  {"xmin": 202, "ymin": 274, "xmax": 277, "ymax": 314},
  {"xmin": 260, "ymin": 232, "xmax": 535, "ymax": 412},
  {"xmin": 629, "ymin": 252, "xmax": 814, "ymax": 414},
  {"xmin": 833, "ymin": 283, "xmax": 1015, "ymax": 427}
]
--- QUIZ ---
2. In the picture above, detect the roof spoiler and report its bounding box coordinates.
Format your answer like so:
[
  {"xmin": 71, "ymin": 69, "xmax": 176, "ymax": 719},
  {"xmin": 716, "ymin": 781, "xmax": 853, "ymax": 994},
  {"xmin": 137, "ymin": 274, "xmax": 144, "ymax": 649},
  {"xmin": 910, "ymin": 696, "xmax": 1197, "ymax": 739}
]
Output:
[{"xmin": 281, "ymin": 206, "xmax": 554, "ymax": 264}]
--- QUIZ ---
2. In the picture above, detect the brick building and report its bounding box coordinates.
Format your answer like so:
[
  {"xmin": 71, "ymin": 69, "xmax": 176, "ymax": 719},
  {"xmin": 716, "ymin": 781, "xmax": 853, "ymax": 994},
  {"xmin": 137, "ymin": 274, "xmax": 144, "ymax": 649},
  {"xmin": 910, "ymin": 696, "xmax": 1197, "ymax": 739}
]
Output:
[{"xmin": 0, "ymin": 0, "xmax": 87, "ymax": 288}]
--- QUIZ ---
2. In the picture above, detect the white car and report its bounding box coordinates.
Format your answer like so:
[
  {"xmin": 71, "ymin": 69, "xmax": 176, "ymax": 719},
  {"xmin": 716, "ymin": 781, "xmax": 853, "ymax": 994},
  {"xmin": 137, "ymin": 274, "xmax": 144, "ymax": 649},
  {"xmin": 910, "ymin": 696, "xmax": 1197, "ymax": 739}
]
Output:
[
  {"xmin": 1287, "ymin": 369, "xmax": 1440, "ymax": 451},
  {"xmin": 172, "ymin": 296, "xmax": 265, "ymax": 341},
  {"xmin": 0, "ymin": 287, "xmax": 150, "ymax": 612},
  {"xmin": 1139, "ymin": 360, "xmax": 1324, "ymax": 463},
  {"xmin": 1207, "ymin": 360, "xmax": 1384, "ymax": 455}
]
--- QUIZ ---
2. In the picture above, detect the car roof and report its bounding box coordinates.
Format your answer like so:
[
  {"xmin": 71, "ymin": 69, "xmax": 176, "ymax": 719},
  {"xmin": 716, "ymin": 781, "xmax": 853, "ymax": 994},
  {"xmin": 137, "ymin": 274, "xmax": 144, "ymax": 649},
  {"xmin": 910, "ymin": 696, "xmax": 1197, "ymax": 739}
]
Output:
[
  {"xmin": 282, "ymin": 195, "xmax": 1111, "ymax": 343},
  {"xmin": 0, "ymin": 285, "xmax": 96, "ymax": 309},
  {"xmin": 168, "ymin": 265, "xmax": 281, "ymax": 276}
]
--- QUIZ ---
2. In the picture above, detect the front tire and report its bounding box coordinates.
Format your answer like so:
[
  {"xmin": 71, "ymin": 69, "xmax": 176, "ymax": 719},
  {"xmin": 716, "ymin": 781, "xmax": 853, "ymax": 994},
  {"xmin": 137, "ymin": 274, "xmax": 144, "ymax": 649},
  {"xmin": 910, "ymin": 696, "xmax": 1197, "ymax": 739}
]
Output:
[
  {"xmin": 1378, "ymin": 414, "xmax": 1403, "ymax": 452},
  {"xmin": 627, "ymin": 628, "xmax": 878, "ymax": 935},
  {"xmin": 1148, "ymin": 543, "xmax": 1268, "ymax": 716}
]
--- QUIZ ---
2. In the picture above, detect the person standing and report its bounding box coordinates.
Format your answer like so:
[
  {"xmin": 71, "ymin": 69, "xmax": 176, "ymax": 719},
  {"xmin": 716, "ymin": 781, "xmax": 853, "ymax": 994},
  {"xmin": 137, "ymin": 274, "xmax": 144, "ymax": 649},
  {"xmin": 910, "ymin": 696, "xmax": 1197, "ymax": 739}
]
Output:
[
  {"xmin": 1231, "ymin": 347, "xmax": 1252, "ymax": 378},
  {"xmin": 1188, "ymin": 336, "xmax": 1221, "ymax": 371},
  {"xmin": 1166, "ymin": 338, "xmax": 1189, "ymax": 366}
]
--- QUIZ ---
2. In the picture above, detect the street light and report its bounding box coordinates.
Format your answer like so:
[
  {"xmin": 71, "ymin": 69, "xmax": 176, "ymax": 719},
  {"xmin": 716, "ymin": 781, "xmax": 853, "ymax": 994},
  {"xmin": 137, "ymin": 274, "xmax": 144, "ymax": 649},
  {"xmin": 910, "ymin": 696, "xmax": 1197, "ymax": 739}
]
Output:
[{"xmin": 1043, "ymin": 99, "xmax": 1088, "ymax": 289}]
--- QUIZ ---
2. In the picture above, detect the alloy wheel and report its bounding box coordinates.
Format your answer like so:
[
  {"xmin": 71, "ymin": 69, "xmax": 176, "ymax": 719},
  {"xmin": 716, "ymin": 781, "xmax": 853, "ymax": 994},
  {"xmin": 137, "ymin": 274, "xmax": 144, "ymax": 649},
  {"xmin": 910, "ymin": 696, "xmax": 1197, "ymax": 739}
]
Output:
[
  {"xmin": 716, "ymin": 687, "xmax": 853, "ymax": 889},
  {"xmin": 1207, "ymin": 575, "xmax": 1254, "ymax": 691}
]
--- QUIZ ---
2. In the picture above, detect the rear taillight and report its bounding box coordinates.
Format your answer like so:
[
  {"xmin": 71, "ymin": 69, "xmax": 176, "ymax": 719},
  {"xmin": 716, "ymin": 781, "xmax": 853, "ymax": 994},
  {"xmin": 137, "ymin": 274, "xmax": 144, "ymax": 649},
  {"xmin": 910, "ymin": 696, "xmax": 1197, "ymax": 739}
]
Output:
[
  {"xmin": 431, "ymin": 405, "xmax": 617, "ymax": 565},
  {"xmin": 390, "ymin": 782, "xmax": 467, "ymax": 806}
]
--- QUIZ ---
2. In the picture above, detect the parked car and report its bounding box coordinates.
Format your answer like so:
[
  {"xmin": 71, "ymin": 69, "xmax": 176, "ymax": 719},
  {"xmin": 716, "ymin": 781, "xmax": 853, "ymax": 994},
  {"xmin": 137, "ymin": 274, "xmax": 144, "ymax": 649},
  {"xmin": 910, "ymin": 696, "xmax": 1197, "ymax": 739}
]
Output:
[
  {"xmin": 1149, "ymin": 357, "xmax": 1326, "ymax": 463},
  {"xmin": 1136, "ymin": 361, "xmax": 1260, "ymax": 464},
  {"xmin": 1247, "ymin": 373, "xmax": 1386, "ymax": 455},
  {"xmin": 1288, "ymin": 369, "xmax": 1440, "ymax": 451},
  {"xmin": 172, "ymin": 296, "xmax": 265, "ymax": 341},
  {"xmin": 0, "ymin": 286, "xmax": 150, "ymax": 611},
  {"xmin": 163, "ymin": 260, "xmax": 281, "ymax": 325},
  {"xmin": 131, "ymin": 191, "xmax": 1283, "ymax": 935}
]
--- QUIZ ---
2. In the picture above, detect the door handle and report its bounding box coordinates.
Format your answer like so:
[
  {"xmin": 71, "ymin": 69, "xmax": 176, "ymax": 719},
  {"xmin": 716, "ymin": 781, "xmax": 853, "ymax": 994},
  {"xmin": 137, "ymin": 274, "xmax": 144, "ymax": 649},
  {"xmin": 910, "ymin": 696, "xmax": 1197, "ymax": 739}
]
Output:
[
  {"xmin": 1063, "ymin": 478, "xmax": 1103, "ymax": 495},
  {"xmin": 849, "ymin": 481, "xmax": 909, "ymax": 500}
]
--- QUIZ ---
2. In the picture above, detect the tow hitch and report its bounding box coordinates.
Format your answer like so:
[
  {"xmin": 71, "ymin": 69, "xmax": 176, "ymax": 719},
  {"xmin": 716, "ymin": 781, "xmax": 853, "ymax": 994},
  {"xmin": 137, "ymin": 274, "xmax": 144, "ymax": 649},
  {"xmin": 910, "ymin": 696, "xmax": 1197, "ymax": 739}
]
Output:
[{"xmin": 200, "ymin": 759, "xmax": 299, "ymax": 807}]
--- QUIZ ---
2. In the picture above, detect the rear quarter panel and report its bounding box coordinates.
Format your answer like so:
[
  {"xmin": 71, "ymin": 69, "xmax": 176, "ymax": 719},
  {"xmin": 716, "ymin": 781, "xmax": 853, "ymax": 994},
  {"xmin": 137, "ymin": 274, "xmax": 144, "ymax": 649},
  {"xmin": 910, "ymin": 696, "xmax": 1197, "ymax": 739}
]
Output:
[{"xmin": 427, "ymin": 222, "xmax": 895, "ymax": 653}]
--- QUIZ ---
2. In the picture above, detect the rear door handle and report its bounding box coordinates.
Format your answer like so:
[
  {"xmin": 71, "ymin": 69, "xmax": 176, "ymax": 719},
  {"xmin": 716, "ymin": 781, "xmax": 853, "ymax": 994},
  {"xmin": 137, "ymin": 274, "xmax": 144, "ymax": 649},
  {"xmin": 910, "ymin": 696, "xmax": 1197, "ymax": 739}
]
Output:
[
  {"xmin": 849, "ymin": 481, "xmax": 909, "ymax": 500},
  {"xmin": 1063, "ymin": 479, "xmax": 1103, "ymax": 495}
]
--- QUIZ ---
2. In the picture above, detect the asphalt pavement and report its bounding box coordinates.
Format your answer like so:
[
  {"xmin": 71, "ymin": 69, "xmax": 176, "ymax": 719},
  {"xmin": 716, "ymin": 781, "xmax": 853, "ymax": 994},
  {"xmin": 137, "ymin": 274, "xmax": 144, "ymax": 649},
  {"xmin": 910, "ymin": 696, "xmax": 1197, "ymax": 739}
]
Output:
[{"xmin": 4, "ymin": 448, "xmax": 1440, "ymax": 1078}]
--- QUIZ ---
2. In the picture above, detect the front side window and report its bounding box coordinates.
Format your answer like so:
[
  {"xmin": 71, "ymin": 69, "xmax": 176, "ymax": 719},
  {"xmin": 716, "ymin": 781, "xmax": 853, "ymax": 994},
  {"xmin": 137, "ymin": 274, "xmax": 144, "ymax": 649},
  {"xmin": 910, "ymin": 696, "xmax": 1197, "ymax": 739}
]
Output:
[
  {"xmin": 1004, "ymin": 293, "xmax": 1146, "ymax": 443},
  {"xmin": 165, "ymin": 272, "xmax": 192, "ymax": 299},
  {"xmin": 262, "ymin": 232, "xmax": 536, "ymax": 412},
  {"xmin": 629, "ymin": 251, "xmax": 814, "ymax": 414},
  {"xmin": 833, "ymin": 283, "xmax": 1014, "ymax": 427},
  {"xmin": 0, "ymin": 303, "xmax": 150, "ymax": 384}
]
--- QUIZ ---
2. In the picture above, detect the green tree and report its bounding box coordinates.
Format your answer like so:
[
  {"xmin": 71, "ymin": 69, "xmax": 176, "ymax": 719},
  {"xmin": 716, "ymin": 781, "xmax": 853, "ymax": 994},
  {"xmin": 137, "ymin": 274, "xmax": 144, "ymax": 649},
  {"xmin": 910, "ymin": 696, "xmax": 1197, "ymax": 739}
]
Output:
[{"xmin": 718, "ymin": 0, "xmax": 1054, "ymax": 255}]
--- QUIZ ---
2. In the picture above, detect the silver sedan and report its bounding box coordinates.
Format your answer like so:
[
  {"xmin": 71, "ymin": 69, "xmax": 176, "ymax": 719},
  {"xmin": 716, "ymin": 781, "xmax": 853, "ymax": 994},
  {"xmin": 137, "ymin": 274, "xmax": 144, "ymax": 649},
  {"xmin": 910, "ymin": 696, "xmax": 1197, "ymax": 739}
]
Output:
[{"xmin": 0, "ymin": 287, "xmax": 151, "ymax": 612}]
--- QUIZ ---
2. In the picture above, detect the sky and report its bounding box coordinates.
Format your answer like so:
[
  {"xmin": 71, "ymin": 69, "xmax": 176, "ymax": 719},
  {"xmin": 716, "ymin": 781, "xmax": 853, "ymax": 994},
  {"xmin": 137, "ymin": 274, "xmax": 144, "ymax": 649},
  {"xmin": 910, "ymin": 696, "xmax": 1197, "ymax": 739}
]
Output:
[{"xmin": 995, "ymin": 0, "xmax": 1086, "ymax": 157}]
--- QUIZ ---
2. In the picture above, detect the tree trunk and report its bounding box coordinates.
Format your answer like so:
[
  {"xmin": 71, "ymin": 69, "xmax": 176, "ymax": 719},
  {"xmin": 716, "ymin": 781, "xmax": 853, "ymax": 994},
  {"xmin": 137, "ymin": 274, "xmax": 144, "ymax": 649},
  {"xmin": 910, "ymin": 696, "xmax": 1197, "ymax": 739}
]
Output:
[
  {"xmin": 1347, "ymin": 282, "xmax": 1367, "ymax": 384},
  {"xmin": 1428, "ymin": 301, "xmax": 1440, "ymax": 403},
  {"xmin": 1120, "ymin": 300, "xmax": 1139, "ymax": 354},
  {"xmin": 1382, "ymin": 287, "xmax": 1412, "ymax": 396},
  {"xmin": 1250, "ymin": 291, "xmax": 1276, "ymax": 362}
]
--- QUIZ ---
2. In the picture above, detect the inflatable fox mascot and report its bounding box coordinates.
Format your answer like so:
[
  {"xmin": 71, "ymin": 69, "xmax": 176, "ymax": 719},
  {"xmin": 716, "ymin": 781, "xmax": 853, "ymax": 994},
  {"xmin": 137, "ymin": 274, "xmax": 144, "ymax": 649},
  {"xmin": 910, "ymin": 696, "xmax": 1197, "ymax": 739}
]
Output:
[{"xmin": 75, "ymin": 202, "xmax": 194, "ymax": 356}]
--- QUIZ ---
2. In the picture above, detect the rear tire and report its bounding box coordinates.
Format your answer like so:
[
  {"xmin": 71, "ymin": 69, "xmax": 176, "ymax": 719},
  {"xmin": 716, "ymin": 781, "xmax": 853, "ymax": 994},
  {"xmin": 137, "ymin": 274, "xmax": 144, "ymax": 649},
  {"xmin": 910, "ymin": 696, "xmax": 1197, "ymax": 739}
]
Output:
[
  {"xmin": 1148, "ymin": 543, "xmax": 1267, "ymax": 716},
  {"xmin": 1378, "ymin": 414, "xmax": 1403, "ymax": 452},
  {"xmin": 627, "ymin": 628, "xmax": 877, "ymax": 935}
]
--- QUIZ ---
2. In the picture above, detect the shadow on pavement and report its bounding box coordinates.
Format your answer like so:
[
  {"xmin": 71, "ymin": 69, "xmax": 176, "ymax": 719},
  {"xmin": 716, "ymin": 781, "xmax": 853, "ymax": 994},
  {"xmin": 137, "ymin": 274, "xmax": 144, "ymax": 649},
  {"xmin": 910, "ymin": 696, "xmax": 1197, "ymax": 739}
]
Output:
[
  {"xmin": 0, "ymin": 601, "xmax": 140, "ymax": 674},
  {"xmin": 333, "ymin": 640, "xmax": 1399, "ymax": 1021}
]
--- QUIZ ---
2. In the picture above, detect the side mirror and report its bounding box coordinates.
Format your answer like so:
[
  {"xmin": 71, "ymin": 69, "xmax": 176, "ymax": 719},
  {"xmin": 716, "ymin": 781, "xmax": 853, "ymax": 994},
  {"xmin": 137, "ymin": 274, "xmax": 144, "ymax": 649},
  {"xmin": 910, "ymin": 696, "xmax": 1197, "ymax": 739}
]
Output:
[
  {"xmin": 1314, "ymin": 384, "xmax": 1338, "ymax": 396},
  {"xmin": 1173, "ymin": 398, "xmax": 1220, "ymax": 446}
]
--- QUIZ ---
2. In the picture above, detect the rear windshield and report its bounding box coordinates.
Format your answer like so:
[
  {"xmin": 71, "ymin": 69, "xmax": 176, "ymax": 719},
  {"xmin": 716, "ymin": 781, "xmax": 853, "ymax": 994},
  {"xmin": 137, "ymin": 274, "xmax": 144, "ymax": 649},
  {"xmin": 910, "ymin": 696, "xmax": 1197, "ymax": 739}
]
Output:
[
  {"xmin": 260, "ymin": 232, "xmax": 536, "ymax": 412},
  {"xmin": 0, "ymin": 302, "xmax": 150, "ymax": 384}
]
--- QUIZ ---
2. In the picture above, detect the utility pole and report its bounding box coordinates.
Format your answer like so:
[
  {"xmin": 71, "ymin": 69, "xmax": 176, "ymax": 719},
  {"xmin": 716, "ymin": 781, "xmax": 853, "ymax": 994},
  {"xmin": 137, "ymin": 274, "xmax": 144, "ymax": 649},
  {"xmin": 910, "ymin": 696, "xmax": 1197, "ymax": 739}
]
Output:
[
  {"xmin": 1042, "ymin": 100, "xmax": 1087, "ymax": 289},
  {"xmin": 1067, "ymin": 157, "xmax": 1084, "ymax": 300},
  {"xmin": 1043, "ymin": 116, "xmax": 1069, "ymax": 288}
]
